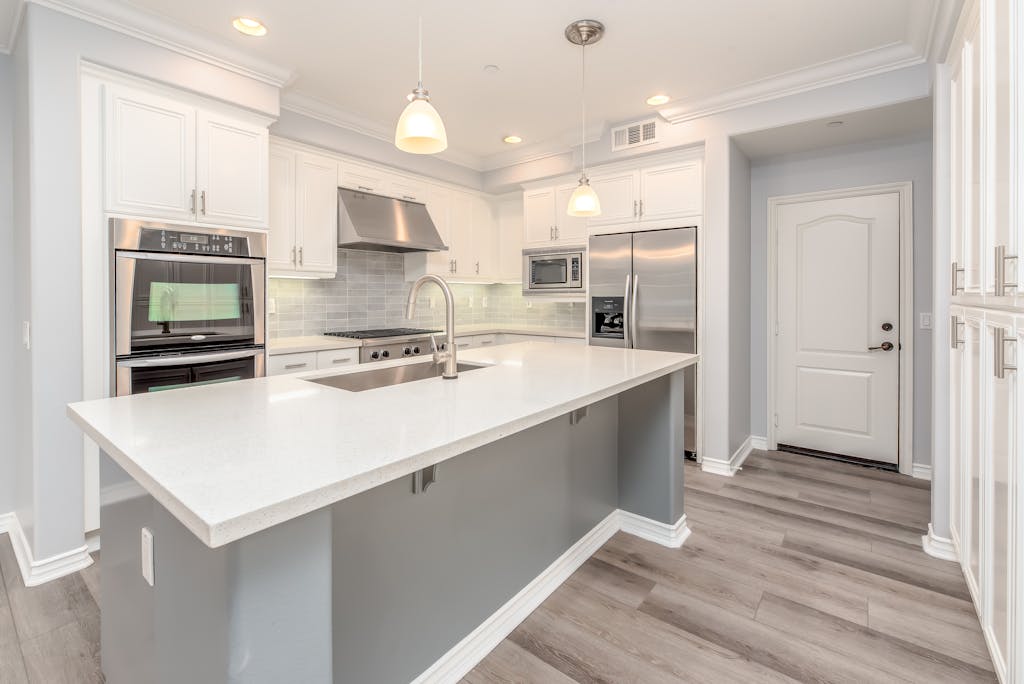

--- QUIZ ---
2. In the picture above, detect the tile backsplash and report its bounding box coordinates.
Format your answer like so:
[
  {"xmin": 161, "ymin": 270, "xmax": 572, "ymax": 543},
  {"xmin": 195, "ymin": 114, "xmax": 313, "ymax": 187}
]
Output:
[{"xmin": 268, "ymin": 250, "xmax": 585, "ymax": 338}]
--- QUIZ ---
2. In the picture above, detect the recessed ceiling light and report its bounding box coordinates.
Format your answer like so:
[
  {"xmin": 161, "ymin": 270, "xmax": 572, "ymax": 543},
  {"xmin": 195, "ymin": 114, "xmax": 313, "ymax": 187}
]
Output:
[
  {"xmin": 827, "ymin": 120, "xmax": 845, "ymax": 128},
  {"xmin": 503, "ymin": 135, "xmax": 523, "ymax": 144},
  {"xmin": 483, "ymin": 64, "xmax": 501, "ymax": 74},
  {"xmin": 646, "ymin": 94, "xmax": 670, "ymax": 106},
  {"xmin": 232, "ymin": 17, "xmax": 267, "ymax": 36}
]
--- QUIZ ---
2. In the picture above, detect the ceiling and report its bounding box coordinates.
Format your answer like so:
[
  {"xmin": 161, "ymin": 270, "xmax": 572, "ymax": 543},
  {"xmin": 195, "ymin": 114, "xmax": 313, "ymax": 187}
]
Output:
[
  {"xmin": 733, "ymin": 98, "xmax": 933, "ymax": 160},
  {"xmin": 3, "ymin": 0, "xmax": 948, "ymax": 167}
]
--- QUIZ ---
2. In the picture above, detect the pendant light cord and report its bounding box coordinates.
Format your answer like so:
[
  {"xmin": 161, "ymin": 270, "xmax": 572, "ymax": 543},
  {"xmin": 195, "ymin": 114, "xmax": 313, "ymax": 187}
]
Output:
[
  {"xmin": 580, "ymin": 39, "xmax": 586, "ymax": 178},
  {"xmin": 418, "ymin": 16, "xmax": 423, "ymax": 89}
]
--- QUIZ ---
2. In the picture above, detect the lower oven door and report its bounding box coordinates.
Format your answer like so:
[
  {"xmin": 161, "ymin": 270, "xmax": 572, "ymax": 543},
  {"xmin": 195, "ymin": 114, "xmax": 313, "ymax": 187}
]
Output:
[{"xmin": 115, "ymin": 348, "xmax": 266, "ymax": 396}]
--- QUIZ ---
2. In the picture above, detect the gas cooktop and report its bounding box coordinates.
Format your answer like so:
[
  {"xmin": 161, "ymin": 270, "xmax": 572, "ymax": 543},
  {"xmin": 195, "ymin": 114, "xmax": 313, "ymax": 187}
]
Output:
[{"xmin": 324, "ymin": 328, "xmax": 439, "ymax": 340}]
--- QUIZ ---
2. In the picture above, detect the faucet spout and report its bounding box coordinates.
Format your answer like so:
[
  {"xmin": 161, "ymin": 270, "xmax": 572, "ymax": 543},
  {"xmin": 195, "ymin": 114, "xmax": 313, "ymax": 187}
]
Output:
[{"xmin": 406, "ymin": 274, "xmax": 458, "ymax": 379}]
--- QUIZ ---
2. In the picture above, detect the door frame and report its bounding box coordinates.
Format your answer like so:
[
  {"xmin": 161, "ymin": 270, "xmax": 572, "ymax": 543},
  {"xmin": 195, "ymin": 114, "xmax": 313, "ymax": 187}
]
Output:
[{"xmin": 766, "ymin": 182, "xmax": 914, "ymax": 475}]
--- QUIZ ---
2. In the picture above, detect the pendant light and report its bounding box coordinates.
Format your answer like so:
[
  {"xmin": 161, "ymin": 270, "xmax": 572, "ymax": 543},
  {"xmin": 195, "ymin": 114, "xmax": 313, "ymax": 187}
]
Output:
[
  {"xmin": 565, "ymin": 19, "xmax": 604, "ymax": 217},
  {"xmin": 395, "ymin": 16, "xmax": 448, "ymax": 154}
]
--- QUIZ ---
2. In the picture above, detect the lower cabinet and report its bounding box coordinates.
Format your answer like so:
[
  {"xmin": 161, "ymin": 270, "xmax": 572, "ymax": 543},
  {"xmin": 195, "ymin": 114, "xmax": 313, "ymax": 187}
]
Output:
[{"xmin": 268, "ymin": 348, "xmax": 359, "ymax": 376}]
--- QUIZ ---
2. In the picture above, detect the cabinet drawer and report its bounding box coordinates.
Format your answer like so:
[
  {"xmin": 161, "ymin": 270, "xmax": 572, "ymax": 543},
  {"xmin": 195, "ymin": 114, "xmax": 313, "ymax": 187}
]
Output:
[
  {"xmin": 316, "ymin": 349, "xmax": 358, "ymax": 370},
  {"xmin": 475, "ymin": 334, "xmax": 497, "ymax": 347},
  {"xmin": 268, "ymin": 352, "xmax": 317, "ymax": 376}
]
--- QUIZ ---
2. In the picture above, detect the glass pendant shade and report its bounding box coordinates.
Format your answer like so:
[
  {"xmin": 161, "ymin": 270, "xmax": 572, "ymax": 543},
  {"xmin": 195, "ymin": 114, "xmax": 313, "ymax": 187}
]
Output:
[
  {"xmin": 567, "ymin": 177, "xmax": 601, "ymax": 217},
  {"xmin": 395, "ymin": 91, "xmax": 448, "ymax": 154}
]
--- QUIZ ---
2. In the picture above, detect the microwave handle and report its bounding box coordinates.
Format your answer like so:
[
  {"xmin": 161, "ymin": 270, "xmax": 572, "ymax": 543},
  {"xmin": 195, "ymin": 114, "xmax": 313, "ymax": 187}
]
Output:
[
  {"xmin": 116, "ymin": 349, "xmax": 263, "ymax": 368},
  {"xmin": 623, "ymin": 274, "xmax": 633, "ymax": 349}
]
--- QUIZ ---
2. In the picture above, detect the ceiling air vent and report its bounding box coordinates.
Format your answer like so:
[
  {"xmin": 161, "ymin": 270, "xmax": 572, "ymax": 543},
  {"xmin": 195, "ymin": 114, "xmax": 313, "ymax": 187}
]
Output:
[{"xmin": 611, "ymin": 118, "xmax": 659, "ymax": 152}]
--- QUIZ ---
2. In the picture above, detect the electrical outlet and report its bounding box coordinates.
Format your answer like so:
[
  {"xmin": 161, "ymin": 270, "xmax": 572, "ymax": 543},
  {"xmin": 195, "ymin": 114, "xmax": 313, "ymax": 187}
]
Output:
[
  {"xmin": 268, "ymin": 298, "xmax": 277, "ymax": 315},
  {"xmin": 140, "ymin": 527, "xmax": 155, "ymax": 587},
  {"xmin": 482, "ymin": 296, "xmax": 489, "ymax": 308},
  {"xmin": 920, "ymin": 313, "xmax": 933, "ymax": 330}
]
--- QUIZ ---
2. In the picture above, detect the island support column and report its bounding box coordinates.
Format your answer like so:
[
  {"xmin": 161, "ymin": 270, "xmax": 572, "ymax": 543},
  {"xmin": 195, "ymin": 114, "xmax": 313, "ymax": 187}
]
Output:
[{"xmin": 617, "ymin": 369, "xmax": 687, "ymax": 526}]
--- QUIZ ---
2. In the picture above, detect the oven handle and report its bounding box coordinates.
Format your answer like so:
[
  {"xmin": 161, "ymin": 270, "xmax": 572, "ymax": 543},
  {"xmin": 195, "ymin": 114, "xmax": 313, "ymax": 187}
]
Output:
[
  {"xmin": 116, "ymin": 251, "xmax": 265, "ymax": 266},
  {"xmin": 117, "ymin": 349, "xmax": 264, "ymax": 368}
]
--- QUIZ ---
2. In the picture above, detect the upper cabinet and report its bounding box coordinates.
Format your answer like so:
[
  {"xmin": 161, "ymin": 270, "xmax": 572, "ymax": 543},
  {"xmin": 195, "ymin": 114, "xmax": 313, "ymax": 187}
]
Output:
[
  {"xmin": 523, "ymin": 184, "xmax": 588, "ymax": 247},
  {"xmin": 104, "ymin": 84, "xmax": 269, "ymax": 229},
  {"xmin": 268, "ymin": 141, "xmax": 339, "ymax": 278},
  {"xmin": 588, "ymin": 158, "xmax": 703, "ymax": 230},
  {"xmin": 587, "ymin": 170, "xmax": 640, "ymax": 227}
]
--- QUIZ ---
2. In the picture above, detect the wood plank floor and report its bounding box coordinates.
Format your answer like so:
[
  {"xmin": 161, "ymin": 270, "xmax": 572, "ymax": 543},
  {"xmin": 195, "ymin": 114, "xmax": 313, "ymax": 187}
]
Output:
[
  {"xmin": 0, "ymin": 450, "xmax": 993, "ymax": 683},
  {"xmin": 466, "ymin": 451, "xmax": 995, "ymax": 683}
]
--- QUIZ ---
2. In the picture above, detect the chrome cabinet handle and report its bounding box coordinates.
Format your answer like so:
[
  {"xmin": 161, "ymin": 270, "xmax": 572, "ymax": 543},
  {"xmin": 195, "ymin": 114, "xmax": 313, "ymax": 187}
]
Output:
[
  {"xmin": 117, "ymin": 349, "xmax": 262, "ymax": 367},
  {"xmin": 200, "ymin": 190, "xmax": 207, "ymax": 215},
  {"xmin": 357, "ymin": 185, "xmax": 373, "ymax": 192},
  {"xmin": 630, "ymin": 275, "xmax": 639, "ymax": 347},
  {"xmin": 639, "ymin": 199, "xmax": 644, "ymax": 218},
  {"xmin": 994, "ymin": 327, "xmax": 1017, "ymax": 379},
  {"xmin": 283, "ymin": 362, "xmax": 308, "ymax": 370},
  {"xmin": 950, "ymin": 315, "xmax": 964, "ymax": 350},
  {"xmin": 190, "ymin": 189, "xmax": 197, "ymax": 214},
  {"xmin": 402, "ymin": 195, "xmax": 416, "ymax": 201},
  {"xmin": 622, "ymin": 274, "xmax": 632, "ymax": 348},
  {"xmin": 475, "ymin": 261, "xmax": 480, "ymax": 274},
  {"xmin": 633, "ymin": 200, "xmax": 638, "ymax": 217},
  {"xmin": 331, "ymin": 357, "xmax": 353, "ymax": 364},
  {"xmin": 550, "ymin": 226, "xmax": 555, "ymax": 240},
  {"xmin": 951, "ymin": 261, "xmax": 965, "ymax": 295},
  {"xmin": 868, "ymin": 342, "xmax": 895, "ymax": 351},
  {"xmin": 995, "ymin": 245, "xmax": 1018, "ymax": 296},
  {"xmin": 298, "ymin": 246, "xmax": 303, "ymax": 265},
  {"xmin": 291, "ymin": 246, "xmax": 296, "ymax": 265}
]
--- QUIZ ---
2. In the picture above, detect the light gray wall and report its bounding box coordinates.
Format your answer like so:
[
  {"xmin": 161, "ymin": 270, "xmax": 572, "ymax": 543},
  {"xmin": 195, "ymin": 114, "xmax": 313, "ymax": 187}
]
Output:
[
  {"xmin": 728, "ymin": 141, "xmax": 752, "ymax": 456},
  {"xmin": 0, "ymin": 53, "xmax": 15, "ymax": 514},
  {"xmin": 749, "ymin": 134, "xmax": 934, "ymax": 466},
  {"xmin": 16, "ymin": 3, "xmax": 278, "ymax": 559}
]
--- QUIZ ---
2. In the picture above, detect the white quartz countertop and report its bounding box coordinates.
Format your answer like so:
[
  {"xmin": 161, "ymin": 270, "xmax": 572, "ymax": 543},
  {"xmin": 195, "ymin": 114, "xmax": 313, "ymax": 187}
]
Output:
[{"xmin": 68, "ymin": 343, "xmax": 697, "ymax": 548}]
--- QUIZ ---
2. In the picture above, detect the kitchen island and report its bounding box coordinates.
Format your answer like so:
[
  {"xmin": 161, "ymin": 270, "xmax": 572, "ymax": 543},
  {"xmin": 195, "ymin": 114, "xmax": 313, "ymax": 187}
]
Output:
[{"xmin": 68, "ymin": 342, "xmax": 698, "ymax": 683}]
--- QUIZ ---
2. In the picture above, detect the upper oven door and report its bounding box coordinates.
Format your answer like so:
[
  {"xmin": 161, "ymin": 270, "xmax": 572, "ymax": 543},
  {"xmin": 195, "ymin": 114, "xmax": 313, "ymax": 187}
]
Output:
[{"xmin": 115, "ymin": 252, "xmax": 266, "ymax": 356}]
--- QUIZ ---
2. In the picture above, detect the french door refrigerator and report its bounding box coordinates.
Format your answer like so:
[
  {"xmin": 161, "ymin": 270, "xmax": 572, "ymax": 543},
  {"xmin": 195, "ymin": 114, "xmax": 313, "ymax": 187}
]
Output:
[{"xmin": 589, "ymin": 227, "xmax": 698, "ymax": 455}]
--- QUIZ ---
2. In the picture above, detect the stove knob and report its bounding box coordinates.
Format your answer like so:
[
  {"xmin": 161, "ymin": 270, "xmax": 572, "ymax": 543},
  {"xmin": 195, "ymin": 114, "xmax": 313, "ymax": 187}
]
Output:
[
  {"xmin": 381, "ymin": 350, "xmax": 391, "ymax": 359},
  {"xmin": 370, "ymin": 351, "xmax": 381, "ymax": 360},
  {"xmin": 403, "ymin": 347, "xmax": 412, "ymax": 356},
  {"xmin": 412, "ymin": 346, "xmax": 421, "ymax": 354}
]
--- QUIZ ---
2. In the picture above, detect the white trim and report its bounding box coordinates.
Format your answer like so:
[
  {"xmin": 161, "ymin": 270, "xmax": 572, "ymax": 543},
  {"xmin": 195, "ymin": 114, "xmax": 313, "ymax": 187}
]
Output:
[
  {"xmin": 921, "ymin": 523, "xmax": 958, "ymax": 562},
  {"xmin": 658, "ymin": 43, "xmax": 924, "ymax": 125},
  {"xmin": 701, "ymin": 436, "xmax": 753, "ymax": 477},
  {"xmin": 0, "ymin": 512, "xmax": 93, "ymax": 587},
  {"xmin": 911, "ymin": 463, "xmax": 933, "ymax": 481},
  {"xmin": 0, "ymin": 0, "xmax": 26, "ymax": 54},
  {"xmin": 412, "ymin": 508, "xmax": 689, "ymax": 683},
  {"xmin": 24, "ymin": 0, "xmax": 293, "ymax": 86},
  {"xmin": 85, "ymin": 530, "xmax": 101, "ymax": 554},
  {"xmin": 750, "ymin": 435, "xmax": 769, "ymax": 451},
  {"xmin": 766, "ymin": 182, "xmax": 915, "ymax": 476}
]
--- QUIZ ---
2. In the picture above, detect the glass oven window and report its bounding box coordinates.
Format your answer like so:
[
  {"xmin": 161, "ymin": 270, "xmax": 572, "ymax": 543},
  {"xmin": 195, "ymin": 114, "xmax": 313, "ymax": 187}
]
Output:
[
  {"xmin": 129, "ymin": 260, "xmax": 256, "ymax": 353},
  {"xmin": 532, "ymin": 258, "xmax": 568, "ymax": 286},
  {"xmin": 130, "ymin": 357, "xmax": 255, "ymax": 394}
]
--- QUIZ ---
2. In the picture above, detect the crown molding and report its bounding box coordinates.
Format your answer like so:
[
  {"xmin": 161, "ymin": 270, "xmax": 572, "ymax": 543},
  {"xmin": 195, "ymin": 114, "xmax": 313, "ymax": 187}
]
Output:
[
  {"xmin": 657, "ymin": 41, "xmax": 925, "ymax": 125},
  {"xmin": 280, "ymin": 90, "xmax": 485, "ymax": 171},
  {"xmin": 918, "ymin": 0, "xmax": 965, "ymax": 62},
  {"xmin": 479, "ymin": 121, "xmax": 603, "ymax": 172},
  {"xmin": 0, "ymin": 0, "xmax": 25, "ymax": 53},
  {"xmin": 22, "ymin": 0, "xmax": 293, "ymax": 86}
]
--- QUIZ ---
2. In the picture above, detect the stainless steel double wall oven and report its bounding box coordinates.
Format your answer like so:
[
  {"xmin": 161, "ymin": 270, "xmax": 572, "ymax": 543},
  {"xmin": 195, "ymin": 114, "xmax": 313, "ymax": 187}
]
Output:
[{"xmin": 111, "ymin": 219, "xmax": 267, "ymax": 396}]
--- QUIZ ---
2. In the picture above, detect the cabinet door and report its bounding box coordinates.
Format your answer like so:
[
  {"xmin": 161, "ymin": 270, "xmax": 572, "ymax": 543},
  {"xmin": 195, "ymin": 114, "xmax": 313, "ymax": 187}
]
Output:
[
  {"xmin": 267, "ymin": 146, "xmax": 297, "ymax": 273},
  {"xmin": 390, "ymin": 178, "xmax": 426, "ymax": 203},
  {"xmin": 449, "ymin": 191, "xmax": 475, "ymax": 277},
  {"xmin": 104, "ymin": 85, "xmax": 196, "ymax": 220},
  {"xmin": 523, "ymin": 188, "xmax": 557, "ymax": 245},
  {"xmin": 950, "ymin": 307, "xmax": 965, "ymax": 548},
  {"xmin": 640, "ymin": 160, "xmax": 702, "ymax": 221},
  {"xmin": 950, "ymin": 55, "xmax": 967, "ymax": 298},
  {"xmin": 963, "ymin": 312, "xmax": 984, "ymax": 596},
  {"xmin": 295, "ymin": 153, "xmax": 339, "ymax": 275},
  {"xmin": 339, "ymin": 162, "xmax": 387, "ymax": 195},
  {"xmin": 497, "ymin": 197, "xmax": 524, "ymax": 281},
  {"xmin": 268, "ymin": 352, "xmax": 317, "ymax": 376},
  {"xmin": 963, "ymin": 16, "xmax": 984, "ymax": 294},
  {"xmin": 554, "ymin": 184, "xmax": 588, "ymax": 244},
  {"xmin": 471, "ymin": 196, "xmax": 498, "ymax": 279},
  {"xmin": 984, "ymin": 313, "xmax": 1016, "ymax": 676},
  {"xmin": 316, "ymin": 348, "xmax": 358, "ymax": 370},
  {"xmin": 587, "ymin": 170, "xmax": 640, "ymax": 227},
  {"xmin": 196, "ymin": 111, "xmax": 268, "ymax": 228}
]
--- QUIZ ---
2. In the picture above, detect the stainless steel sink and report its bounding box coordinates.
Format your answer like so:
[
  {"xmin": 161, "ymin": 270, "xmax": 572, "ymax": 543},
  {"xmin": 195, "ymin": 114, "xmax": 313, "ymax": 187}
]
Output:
[{"xmin": 306, "ymin": 361, "xmax": 488, "ymax": 392}]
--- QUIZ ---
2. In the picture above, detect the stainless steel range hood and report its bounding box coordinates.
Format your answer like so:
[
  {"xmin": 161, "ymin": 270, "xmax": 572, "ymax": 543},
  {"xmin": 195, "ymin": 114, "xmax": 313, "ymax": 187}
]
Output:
[{"xmin": 337, "ymin": 187, "xmax": 448, "ymax": 253}]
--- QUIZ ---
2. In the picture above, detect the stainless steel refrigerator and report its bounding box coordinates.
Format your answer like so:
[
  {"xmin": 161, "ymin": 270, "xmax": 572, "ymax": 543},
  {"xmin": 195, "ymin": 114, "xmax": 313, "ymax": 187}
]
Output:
[{"xmin": 589, "ymin": 227, "xmax": 698, "ymax": 455}]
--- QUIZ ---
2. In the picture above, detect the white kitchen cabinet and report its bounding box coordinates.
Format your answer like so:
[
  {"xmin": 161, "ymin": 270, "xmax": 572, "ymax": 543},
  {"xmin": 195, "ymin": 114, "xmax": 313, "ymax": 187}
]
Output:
[
  {"xmin": 639, "ymin": 160, "xmax": 702, "ymax": 222},
  {"xmin": 105, "ymin": 85, "xmax": 197, "ymax": 221},
  {"xmin": 104, "ymin": 84, "xmax": 270, "ymax": 228},
  {"xmin": 195, "ymin": 111, "xmax": 268, "ymax": 228},
  {"xmin": 338, "ymin": 162, "xmax": 388, "ymax": 195},
  {"xmin": 390, "ymin": 178, "xmax": 426, "ymax": 203},
  {"xmin": 554, "ymin": 185, "xmax": 589, "ymax": 244},
  {"xmin": 267, "ymin": 146, "xmax": 297, "ymax": 272},
  {"xmin": 470, "ymin": 195, "xmax": 499, "ymax": 278},
  {"xmin": 316, "ymin": 348, "xmax": 358, "ymax": 370},
  {"xmin": 587, "ymin": 170, "xmax": 640, "ymax": 228},
  {"xmin": 523, "ymin": 185, "xmax": 588, "ymax": 246},
  {"xmin": 497, "ymin": 196, "xmax": 524, "ymax": 282},
  {"xmin": 268, "ymin": 352, "xmax": 317, "ymax": 376},
  {"xmin": 294, "ymin": 152, "xmax": 340, "ymax": 275}
]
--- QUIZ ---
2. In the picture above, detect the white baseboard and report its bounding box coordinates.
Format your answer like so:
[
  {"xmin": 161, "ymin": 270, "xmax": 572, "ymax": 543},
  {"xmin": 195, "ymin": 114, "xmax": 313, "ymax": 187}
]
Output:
[
  {"xmin": 0, "ymin": 512, "xmax": 93, "ymax": 587},
  {"xmin": 701, "ymin": 435, "xmax": 753, "ymax": 477},
  {"xmin": 921, "ymin": 523, "xmax": 958, "ymax": 562},
  {"xmin": 750, "ymin": 435, "xmax": 769, "ymax": 451},
  {"xmin": 412, "ymin": 508, "xmax": 690, "ymax": 683},
  {"xmin": 911, "ymin": 463, "xmax": 932, "ymax": 481}
]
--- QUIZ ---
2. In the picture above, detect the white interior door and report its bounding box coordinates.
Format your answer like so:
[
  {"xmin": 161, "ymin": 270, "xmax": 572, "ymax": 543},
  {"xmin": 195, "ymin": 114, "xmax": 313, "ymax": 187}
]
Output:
[{"xmin": 774, "ymin": 192, "xmax": 901, "ymax": 464}]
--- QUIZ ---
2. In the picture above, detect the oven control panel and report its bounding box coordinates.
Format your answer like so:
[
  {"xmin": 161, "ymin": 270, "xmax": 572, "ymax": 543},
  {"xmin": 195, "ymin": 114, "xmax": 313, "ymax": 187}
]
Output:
[{"xmin": 138, "ymin": 228, "xmax": 251, "ymax": 256}]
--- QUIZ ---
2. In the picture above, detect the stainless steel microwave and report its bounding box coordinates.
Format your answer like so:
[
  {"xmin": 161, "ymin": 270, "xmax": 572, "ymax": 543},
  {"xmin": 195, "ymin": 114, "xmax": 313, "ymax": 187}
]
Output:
[{"xmin": 523, "ymin": 248, "xmax": 585, "ymax": 294}]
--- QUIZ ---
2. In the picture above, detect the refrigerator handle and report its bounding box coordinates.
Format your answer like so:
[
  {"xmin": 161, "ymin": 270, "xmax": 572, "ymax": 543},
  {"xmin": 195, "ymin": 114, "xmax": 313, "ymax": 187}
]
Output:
[
  {"xmin": 623, "ymin": 274, "xmax": 633, "ymax": 348},
  {"xmin": 630, "ymin": 275, "xmax": 639, "ymax": 348}
]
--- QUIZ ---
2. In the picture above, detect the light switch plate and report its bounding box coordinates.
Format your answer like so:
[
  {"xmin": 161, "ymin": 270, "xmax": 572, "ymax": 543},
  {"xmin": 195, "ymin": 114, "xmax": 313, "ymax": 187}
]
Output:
[
  {"xmin": 140, "ymin": 527, "xmax": 154, "ymax": 587},
  {"xmin": 920, "ymin": 313, "xmax": 933, "ymax": 330}
]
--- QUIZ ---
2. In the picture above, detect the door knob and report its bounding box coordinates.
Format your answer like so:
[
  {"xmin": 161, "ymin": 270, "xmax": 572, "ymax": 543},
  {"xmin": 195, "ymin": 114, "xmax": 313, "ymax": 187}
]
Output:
[
  {"xmin": 881, "ymin": 322, "xmax": 893, "ymax": 331},
  {"xmin": 868, "ymin": 342, "xmax": 894, "ymax": 352}
]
